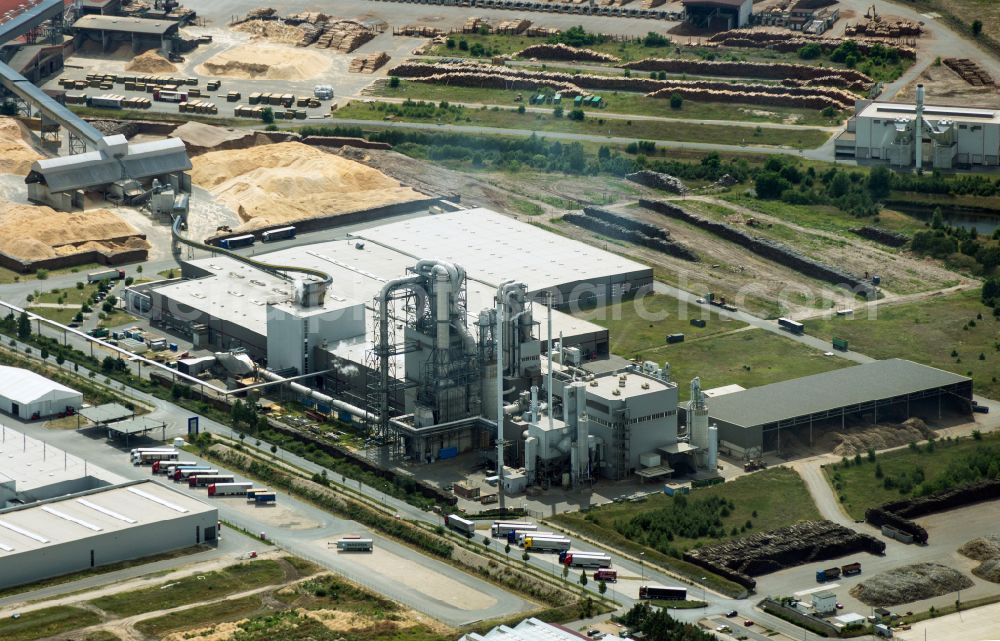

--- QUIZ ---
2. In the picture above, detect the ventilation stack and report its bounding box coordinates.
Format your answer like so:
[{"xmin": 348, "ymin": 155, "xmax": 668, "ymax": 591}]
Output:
[{"xmin": 689, "ymin": 377, "xmax": 710, "ymax": 469}]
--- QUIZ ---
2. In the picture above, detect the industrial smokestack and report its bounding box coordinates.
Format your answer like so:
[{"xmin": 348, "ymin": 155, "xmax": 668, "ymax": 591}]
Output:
[{"xmin": 915, "ymin": 83, "xmax": 925, "ymax": 170}]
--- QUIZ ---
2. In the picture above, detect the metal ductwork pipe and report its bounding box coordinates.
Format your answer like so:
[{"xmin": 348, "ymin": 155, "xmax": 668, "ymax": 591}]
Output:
[{"xmin": 260, "ymin": 371, "xmax": 373, "ymax": 420}]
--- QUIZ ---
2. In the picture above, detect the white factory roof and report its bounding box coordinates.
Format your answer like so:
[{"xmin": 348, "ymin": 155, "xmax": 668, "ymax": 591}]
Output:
[
  {"xmin": 461, "ymin": 617, "xmax": 589, "ymax": 641},
  {"xmin": 0, "ymin": 366, "xmax": 82, "ymax": 406},
  {"xmin": 702, "ymin": 384, "xmax": 745, "ymax": 398},
  {"xmin": 356, "ymin": 208, "xmax": 651, "ymax": 293},
  {"xmin": 858, "ymin": 101, "xmax": 1000, "ymax": 124},
  {"xmin": 154, "ymin": 256, "xmax": 363, "ymax": 337},
  {"xmin": 586, "ymin": 371, "xmax": 675, "ymax": 402},
  {"xmin": 0, "ymin": 425, "xmax": 124, "ymax": 493},
  {"xmin": 0, "ymin": 480, "xmax": 213, "ymax": 555}
]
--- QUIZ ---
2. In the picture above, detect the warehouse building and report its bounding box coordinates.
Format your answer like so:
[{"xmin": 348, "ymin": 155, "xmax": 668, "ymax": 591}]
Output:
[
  {"xmin": 461, "ymin": 617, "xmax": 589, "ymax": 641},
  {"xmin": 0, "ymin": 365, "xmax": 82, "ymax": 419},
  {"xmin": 0, "ymin": 479, "xmax": 217, "ymax": 590},
  {"xmin": 72, "ymin": 14, "xmax": 180, "ymax": 55},
  {"xmin": 682, "ymin": 0, "xmax": 753, "ymax": 29},
  {"xmin": 0, "ymin": 424, "xmax": 124, "ymax": 507},
  {"xmin": 706, "ymin": 359, "xmax": 973, "ymax": 455},
  {"xmin": 839, "ymin": 87, "xmax": 1000, "ymax": 169}
]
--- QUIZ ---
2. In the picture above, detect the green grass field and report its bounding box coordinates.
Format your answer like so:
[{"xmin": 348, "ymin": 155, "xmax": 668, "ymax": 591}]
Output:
[
  {"xmin": 88, "ymin": 560, "xmax": 288, "ymax": 617},
  {"xmin": 83, "ymin": 632, "xmax": 122, "ymax": 641},
  {"xmin": 133, "ymin": 595, "xmax": 265, "ymax": 637},
  {"xmin": 551, "ymin": 468, "xmax": 820, "ymax": 590},
  {"xmin": 25, "ymin": 306, "xmax": 80, "ymax": 325},
  {"xmin": 0, "ymin": 606, "xmax": 101, "ymax": 641},
  {"xmin": 372, "ymin": 80, "xmax": 844, "ymax": 126},
  {"xmin": 98, "ymin": 309, "xmax": 137, "ymax": 329},
  {"xmin": 804, "ymin": 288, "xmax": 1000, "ymax": 399},
  {"xmin": 35, "ymin": 283, "xmax": 102, "ymax": 305},
  {"xmin": 823, "ymin": 431, "xmax": 1000, "ymax": 519},
  {"xmin": 334, "ymin": 100, "xmax": 830, "ymax": 149},
  {"xmin": 573, "ymin": 292, "xmax": 747, "ymax": 359}
]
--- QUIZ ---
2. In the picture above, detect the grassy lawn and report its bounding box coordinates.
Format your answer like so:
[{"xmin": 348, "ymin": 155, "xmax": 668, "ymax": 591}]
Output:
[
  {"xmin": 334, "ymin": 100, "xmax": 830, "ymax": 149},
  {"xmin": 0, "ymin": 606, "xmax": 101, "ymax": 641},
  {"xmin": 372, "ymin": 80, "xmax": 844, "ymax": 126},
  {"xmin": 551, "ymin": 468, "xmax": 820, "ymax": 589},
  {"xmin": 26, "ymin": 306, "xmax": 81, "ymax": 324},
  {"xmin": 84, "ymin": 633, "xmax": 122, "ymax": 641},
  {"xmin": 804, "ymin": 288, "xmax": 1000, "ymax": 400},
  {"xmin": 0, "ymin": 262, "xmax": 106, "ymax": 285},
  {"xmin": 88, "ymin": 560, "xmax": 287, "ymax": 617},
  {"xmin": 133, "ymin": 595, "xmax": 265, "ymax": 637},
  {"xmin": 156, "ymin": 268, "xmax": 179, "ymax": 279},
  {"xmin": 35, "ymin": 283, "xmax": 102, "ymax": 305},
  {"xmin": 98, "ymin": 309, "xmax": 137, "ymax": 329},
  {"xmin": 631, "ymin": 328, "xmax": 851, "ymax": 400},
  {"xmin": 822, "ymin": 431, "xmax": 1000, "ymax": 520},
  {"xmin": 573, "ymin": 292, "xmax": 747, "ymax": 359}
]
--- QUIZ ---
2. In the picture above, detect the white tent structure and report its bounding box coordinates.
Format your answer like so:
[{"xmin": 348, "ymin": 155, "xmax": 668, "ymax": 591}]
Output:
[{"xmin": 0, "ymin": 366, "xmax": 82, "ymax": 419}]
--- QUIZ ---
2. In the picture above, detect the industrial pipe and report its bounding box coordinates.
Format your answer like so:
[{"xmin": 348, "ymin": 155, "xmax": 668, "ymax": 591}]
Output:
[{"xmin": 258, "ymin": 370, "xmax": 373, "ymax": 420}]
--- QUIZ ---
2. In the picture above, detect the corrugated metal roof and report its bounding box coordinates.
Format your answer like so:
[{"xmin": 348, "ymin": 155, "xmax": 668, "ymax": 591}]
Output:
[
  {"xmin": 78, "ymin": 402, "xmax": 134, "ymax": 424},
  {"xmin": 0, "ymin": 365, "xmax": 81, "ymax": 405},
  {"xmin": 72, "ymin": 14, "xmax": 179, "ymax": 35},
  {"xmin": 29, "ymin": 138, "xmax": 191, "ymax": 192},
  {"xmin": 462, "ymin": 618, "xmax": 590, "ymax": 641},
  {"xmin": 707, "ymin": 359, "xmax": 970, "ymax": 429}
]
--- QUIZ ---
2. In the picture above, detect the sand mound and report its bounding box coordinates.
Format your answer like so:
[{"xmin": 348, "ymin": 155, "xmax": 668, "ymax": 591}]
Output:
[
  {"xmin": 233, "ymin": 19, "xmax": 305, "ymax": 44},
  {"xmin": 172, "ymin": 121, "xmax": 262, "ymax": 154},
  {"xmin": 850, "ymin": 562, "xmax": 973, "ymax": 607},
  {"xmin": 973, "ymin": 558, "xmax": 1000, "ymax": 583},
  {"xmin": 0, "ymin": 202, "xmax": 148, "ymax": 261},
  {"xmin": 959, "ymin": 535, "xmax": 1000, "ymax": 561},
  {"xmin": 196, "ymin": 43, "xmax": 330, "ymax": 81},
  {"xmin": 190, "ymin": 142, "xmax": 423, "ymax": 230},
  {"xmin": 0, "ymin": 118, "xmax": 43, "ymax": 174},
  {"xmin": 125, "ymin": 49, "xmax": 177, "ymax": 74}
]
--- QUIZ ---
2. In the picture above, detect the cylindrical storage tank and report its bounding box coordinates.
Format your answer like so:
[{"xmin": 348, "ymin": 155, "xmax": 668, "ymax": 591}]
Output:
[
  {"xmin": 691, "ymin": 405, "xmax": 709, "ymax": 451},
  {"xmin": 707, "ymin": 425, "xmax": 719, "ymax": 472}
]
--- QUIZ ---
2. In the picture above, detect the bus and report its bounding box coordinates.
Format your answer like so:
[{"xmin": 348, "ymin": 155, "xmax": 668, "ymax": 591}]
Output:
[
  {"xmin": 336, "ymin": 537, "xmax": 373, "ymax": 551},
  {"xmin": 261, "ymin": 226, "xmax": 295, "ymax": 242},
  {"xmin": 639, "ymin": 585, "xmax": 687, "ymax": 601},
  {"xmin": 491, "ymin": 521, "xmax": 537, "ymax": 537},
  {"xmin": 778, "ymin": 317, "xmax": 804, "ymax": 335}
]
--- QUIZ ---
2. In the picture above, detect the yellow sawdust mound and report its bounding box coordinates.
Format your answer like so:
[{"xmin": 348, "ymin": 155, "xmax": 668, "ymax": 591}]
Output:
[
  {"xmin": 125, "ymin": 49, "xmax": 178, "ymax": 74},
  {"xmin": 195, "ymin": 43, "xmax": 330, "ymax": 81},
  {"xmin": 0, "ymin": 118, "xmax": 43, "ymax": 174},
  {"xmin": 190, "ymin": 142, "xmax": 423, "ymax": 230},
  {"xmin": 232, "ymin": 19, "xmax": 305, "ymax": 44},
  {"xmin": 0, "ymin": 202, "xmax": 148, "ymax": 261}
]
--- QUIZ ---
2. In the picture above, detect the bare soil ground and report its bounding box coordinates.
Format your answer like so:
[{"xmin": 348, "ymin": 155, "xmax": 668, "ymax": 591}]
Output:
[
  {"xmin": 195, "ymin": 42, "xmax": 332, "ymax": 81},
  {"xmin": 896, "ymin": 61, "xmax": 1000, "ymax": 108}
]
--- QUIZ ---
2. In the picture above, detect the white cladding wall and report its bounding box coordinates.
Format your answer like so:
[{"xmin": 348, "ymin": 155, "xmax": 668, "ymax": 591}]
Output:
[
  {"xmin": 266, "ymin": 302, "xmax": 365, "ymax": 374},
  {"xmin": 855, "ymin": 115, "xmax": 1000, "ymax": 166},
  {"xmin": 0, "ymin": 509, "xmax": 218, "ymax": 589}
]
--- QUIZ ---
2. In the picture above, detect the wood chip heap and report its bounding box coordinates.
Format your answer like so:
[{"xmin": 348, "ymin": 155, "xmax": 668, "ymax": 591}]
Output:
[
  {"xmin": 0, "ymin": 203, "xmax": 148, "ymax": 263},
  {"xmin": 124, "ymin": 49, "xmax": 177, "ymax": 74},
  {"xmin": 190, "ymin": 142, "xmax": 424, "ymax": 230},
  {"xmin": 233, "ymin": 19, "xmax": 305, "ymax": 44},
  {"xmin": 349, "ymin": 52, "xmax": 390, "ymax": 73}
]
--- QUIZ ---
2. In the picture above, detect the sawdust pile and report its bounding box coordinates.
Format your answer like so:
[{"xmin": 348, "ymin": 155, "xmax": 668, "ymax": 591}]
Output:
[
  {"xmin": 0, "ymin": 118, "xmax": 43, "ymax": 174},
  {"xmin": 959, "ymin": 535, "xmax": 1000, "ymax": 561},
  {"xmin": 849, "ymin": 562, "xmax": 973, "ymax": 606},
  {"xmin": 233, "ymin": 19, "xmax": 305, "ymax": 44},
  {"xmin": 195, "ymin": 43, "xmax": 330, "ymax": 81},
  {"xmin": 125, "ymin": 49, "xmax": 177, "ymax": 74},
  {"xmin": 826, "ymin": 418, "xmax": 938, "ymax": 456},
  {"xmin": 191, "ymin": 142, "xmax": 423, "ymax": 230},
  {"xmin": 0, "ymin": 203, "xmax": 148, "ymax": 261},
  {"xmin": 972, "ymin": 558, "xmax": 1000, "ymax": 583}
]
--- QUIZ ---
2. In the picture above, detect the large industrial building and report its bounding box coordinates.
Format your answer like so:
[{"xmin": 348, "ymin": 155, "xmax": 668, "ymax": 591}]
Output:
[
  {"xmin": 704, "ymin": 359, "xmax": 973, "ymax": 455},
  {"xmin": 0, "ymin": 365, "xmax": 83, "ymax": 419},
  {"xmin": 130, "ymin": 207, "xmax": 695, "ymax": 485},
  {"xmin": 681, "ymin": 0, "xmax": 752, "ymax": 29},
  {"xmin": 838, "ymin": 85, "xmax": 1000, "ymax": 169},
  {"xmin": 0, "ymin": 479, "xmax": 218, "ymax": 589}
]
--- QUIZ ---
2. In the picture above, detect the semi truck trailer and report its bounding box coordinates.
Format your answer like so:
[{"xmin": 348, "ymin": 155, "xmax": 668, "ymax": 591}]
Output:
[
  {"xmin": 559, "ymin": 551, "xmax": 612, "ymax": 568},
  {"xmin": 446, "ymin": 514, "xmax": 476, "ymax": 537},
  {"xmin": 336, "ymin": 537, "xmax": 373, "ymax": 551},
  {"xmin": 208, "ymin": 482, "xmax": 254, "ymax": 496},
  {"xmin": 88, "ymin": 268, "xmax": 125, "ymax": 282},
  {"xmin": 639, "ymin": 585, "xmax": 687, "ymax": 601},
  {"xmin": 491, "ymin": 521, "xmax": 536, "ymax": 537},
  {"xmin": 816, "ymin": 566, "xmax": 842, "ymax": 582}
]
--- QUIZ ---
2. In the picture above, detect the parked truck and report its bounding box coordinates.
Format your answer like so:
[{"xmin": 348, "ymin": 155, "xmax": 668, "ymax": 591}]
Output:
[
  {"xmin": 152, "ymin": 460, "xmax": 196, "ymax": 474},
  {"xmin": 560, "ymin": 551, "xmax": 612, "ymax": 568},
  {"xmin": 639, "ymin": 585, "xmax": 687, "ymax": 601},
  {"xmin": 446, "ymin": 514, "xmax": 476, "ymax": 537},
  {"xmin": 88, "ymin": 268, "xmax": 125, "ymax": 283},
  {"xmin": 173, "ymin": 466, "xmax": 215, "ymax": 481},
  {"xmin": 208, "ymin": 482, "xmax": 254, "ymax": 496},
  {"xmin": 524, "ymin": 535, "xmax": 571, "ymax": 552},
  {"xmin": 490, "ymin": 521, "xmax": 536, "ymax": 537},
  {"xmin": 217, "ymin": 234, "xmax": 255, "ymax": 250},
  {"xmin": 245, "ymin": 488, "xmax": 270, "ymax": 501},
  {"xmin": 254, "ymin": 491, "xmax": 277, "ymax": 504},
  {"xmin": 189, "ymin": 474, "xmax": 235, "ymax": 488},
  {"xmin": 841, "ymin": 562, "xmax": 862, "ymax": 576},
  {"xmin": 131, "ymin": 448, "xmax": 177, "ymax": 465},
  {"xmin": 816, "ymin": 566, "xmax": 842, "ymax": 582},
  {"xmin": 594, "ymin": 569, "xmax": 618, "ymax": 583},
  {"xmin": 336, "ymin": 537, "xmax": 373, "ymax": 551}
]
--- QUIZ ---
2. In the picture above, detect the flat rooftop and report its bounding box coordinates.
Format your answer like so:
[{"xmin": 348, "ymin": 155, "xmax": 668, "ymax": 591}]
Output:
[
  {"xmin": 0, "ymin": 424, "xmax": 124, "ymax": 493},
  {"xmin": 0, "ymin": 480, "xmax": 213, "ymax": 554},
  {"xmin": 586, "ymin": 371, "xmax": 675, "ymax": 402},
  {"xmin": 858, "ymin": 101, "xmax": 1000, "ymax": 124},
  {"xmin": 708, "ymin": 359, "xmax": 971, "ymax": 429},
  {"xmin": 72, "ymin": 14, "xmax": 179, "ymax": 35},
  {"xmin": 355, "ymin": 208, "xmax": 652, "ymax": 295}
]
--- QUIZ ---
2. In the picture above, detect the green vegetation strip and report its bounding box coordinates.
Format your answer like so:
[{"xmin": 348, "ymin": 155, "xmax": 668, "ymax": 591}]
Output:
[
  {"xmin": 89, "ymin": 560, "xmax": 286, "ymax": 617},
  {"xmin": 823, "ymin": 431, "xmax": 1000, "ymax": 520},
  {"xmin": 0, "ymin": 606, "xmax": 101, "ymax": 641},
  {"xmin": 133, "ymin": 595, "xmax": 265, "ymax": 637},
  {"xmin": 333, "ymin": 100, "xmax": 830, "ymax": 149},
  {"xmin": 805, "ymin": 288, "xmax": 1000, "ymax": 400}
]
